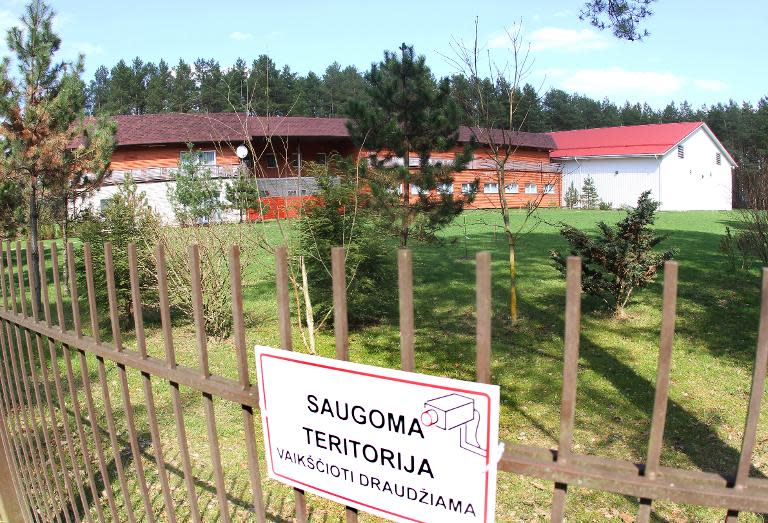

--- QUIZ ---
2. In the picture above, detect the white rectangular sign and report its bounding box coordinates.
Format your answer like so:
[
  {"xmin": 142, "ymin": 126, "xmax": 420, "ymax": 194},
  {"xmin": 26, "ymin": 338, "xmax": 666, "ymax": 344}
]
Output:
[{"xmin": 255, "ymin": 345, "xmax": 500, "ymax": 523}]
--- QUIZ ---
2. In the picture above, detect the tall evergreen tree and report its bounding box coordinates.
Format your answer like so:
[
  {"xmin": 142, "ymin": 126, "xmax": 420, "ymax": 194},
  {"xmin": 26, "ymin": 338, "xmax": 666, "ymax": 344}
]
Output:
[
  {"xmin": 223, "ymin": 57, "xmax": 248, "ymax": 111},
  {"xmin": 170, "ymin": 58, "xmax": 196, "ymax": 112},
  {"xmin": 145, "ymin": 59, "xmax": 171, "ymax": 113},
  {"xmin": 0, "ymin": 0, "xmax": 115, "ymax": 311},
  {"xmin": 109, "ymin": 59, "xmax": 133, "ymax": 114},
  {"xmin": 195, "ymin": 58, "xmax": 227, "ymax": 112},
  {"xmin": 347, "ymin": 43, "xmax": 471, "ymax": 247},
  {"xmin": 129, "ymin": 56, "xmax": 149, "ymax": 114},
  {"xmin": 248, "ymin": 55, "xmax": 280, "ymax": 115},
  {"xmin": 87, "ymin": 64, "xmax": 110, "ymax": 114}
]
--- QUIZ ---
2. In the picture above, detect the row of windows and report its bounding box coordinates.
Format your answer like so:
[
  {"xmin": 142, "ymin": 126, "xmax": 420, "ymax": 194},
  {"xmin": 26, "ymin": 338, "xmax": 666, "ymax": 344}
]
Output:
[{"xmin": 409, "ymin": 182, "xmax": 555, "ymax": 195}]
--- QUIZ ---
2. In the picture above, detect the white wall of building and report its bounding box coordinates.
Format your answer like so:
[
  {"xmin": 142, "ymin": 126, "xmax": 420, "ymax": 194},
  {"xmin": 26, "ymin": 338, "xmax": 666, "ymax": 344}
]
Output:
[
  {"xmin": 85, "ymin": 176, "xmax": 321, "ymax": 224},
  {"xmin": 657, "ymin": 127, "xmax": 733, "ymax": 211},
  {"xmin": 560, "ymin": 157, "xmax": 661, "ymax": 209},
  {"xmin": 559, "ymin": 127, "xmax": 733, "ymax": 210}
]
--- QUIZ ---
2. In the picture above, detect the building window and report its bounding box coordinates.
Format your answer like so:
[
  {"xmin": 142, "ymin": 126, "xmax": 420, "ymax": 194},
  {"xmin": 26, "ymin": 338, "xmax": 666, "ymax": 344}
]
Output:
[
  {"xmin": 715, "ymin": 152, "xmax": 721, "ymax": 165},
  {"xmin": 544, "ymin": 184, "xmax": 555, "ymax": 194},
  {"xmin": 461, "ymin": 182, "xmax": 474, "ymax": 194},
  {"xmin": 505, "ymin": 183, "xmax": 518, "ymax": 193},
  {"xmin": 677, "ymin": 145, "xmax": 684, "ymax": 158},
  {"xmin": 99, "ymin": 199, "xmax": 112, "ymax": 212},
  {"xmin": 265, "ymin": 154, "xmax": 277, "ymax": 168},
  {"xmin": 291, "ymin": 153, "xmax": 301, "ymax": 168},
  {"xmin": 483, "ymin": 182, "xmax": 499, "ymax": 194},
  {"xmin": 180, "ymin": 150, "xmax": 216, "ymax": 165},
  {"xmin": 410, "ymin": 184, "xmax": 424, "ymax": 195},
  {"xmin": 525, "ymin": 183, "xmax": 537, "ymax": 194},
  {"xmin": 437, "ymin": 183, "xmax": 453, "ymax": 195},
  {"xmin": 316, "ymin": 153, "xmax": 327, "ymax": 165}
]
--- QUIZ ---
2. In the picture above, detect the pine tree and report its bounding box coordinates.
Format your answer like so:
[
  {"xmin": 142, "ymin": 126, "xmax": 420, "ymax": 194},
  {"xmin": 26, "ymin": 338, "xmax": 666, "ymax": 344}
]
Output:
[
  {"xmin": 580, "ymin": 176, "xmax": 600, "ymax": 209},
  {"xmin": 347, "ymin": 43, "xmax": 472, "ymax": 247},
  {"xmin": 170, "ymin": 59, "xmax": 196, "ymax": 112},
  {"xmin": 0, "ymin": 0, "xmax": 115, "ymax": 312},
  {"xmin": 145, "ymin": 59, "xmax": 171, "ymax": 113},
  {"xmin": 564, "ymin": 182, "xmax": 580, "ymax": 209},
  {"xmin": 109, "ymin": 59, "xmax": 133, "ymax": 114},
  {"xmin": 223, "ymin": 57, "xmax": 248, "ymax": 111},
  {"xmin": 129, "ymin": 57, "xmax": 149, "ymax": 114},
  {"xmin": 87, "ymin": 65, "xmax": 111, "ymax": 114},
  {"xmin": 551, "ymin": 191, "xmax": 675, "ymax": 316},
  {"xmin": 195, "ymin": 58, "xmax": 227, "ymax": 113}
]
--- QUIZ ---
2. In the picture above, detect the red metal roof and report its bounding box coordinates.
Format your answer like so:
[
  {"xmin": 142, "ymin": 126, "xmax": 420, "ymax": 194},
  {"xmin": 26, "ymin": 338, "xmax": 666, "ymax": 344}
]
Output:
[{"xmin": 548, "ymin": 122, "xmax": 704, "ymax": 159}]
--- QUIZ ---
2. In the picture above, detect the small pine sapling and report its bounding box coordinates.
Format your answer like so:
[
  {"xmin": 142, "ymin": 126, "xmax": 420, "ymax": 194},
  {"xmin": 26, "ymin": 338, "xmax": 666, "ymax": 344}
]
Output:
[
  {"xmin": 580, "ymin": 176, "xmax": 600, "ymax": 209},
  {"xmin": 564, "ymin": 181, "xmax": 580, "ymax": 209}
]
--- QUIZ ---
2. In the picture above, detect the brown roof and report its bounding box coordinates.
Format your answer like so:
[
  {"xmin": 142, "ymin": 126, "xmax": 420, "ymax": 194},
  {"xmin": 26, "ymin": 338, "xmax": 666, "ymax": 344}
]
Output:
[
  {"xmin": 109, "ymin": 112, "xmax": 554, "ymax": 150},
  {"xmin": 459, "ymin": 126, "xmax": 555, "ymax": 150},
  {"xmin": 112, "ymin": 112, "xmax": 351, "ymax": 146}
]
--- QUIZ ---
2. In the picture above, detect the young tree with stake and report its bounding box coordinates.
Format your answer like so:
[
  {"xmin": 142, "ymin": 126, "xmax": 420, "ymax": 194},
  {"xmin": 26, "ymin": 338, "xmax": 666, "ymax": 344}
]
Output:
[{"xmin": 449, "ymin": 20, "xmax": 561, "ymax": 322}]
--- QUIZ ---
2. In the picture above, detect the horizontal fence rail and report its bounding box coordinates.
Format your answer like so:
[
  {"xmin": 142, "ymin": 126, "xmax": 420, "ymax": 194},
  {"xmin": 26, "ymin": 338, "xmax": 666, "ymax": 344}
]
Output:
[{"xmin": 0, "ymin": 240, "xmax": 765, "ymax": 522}]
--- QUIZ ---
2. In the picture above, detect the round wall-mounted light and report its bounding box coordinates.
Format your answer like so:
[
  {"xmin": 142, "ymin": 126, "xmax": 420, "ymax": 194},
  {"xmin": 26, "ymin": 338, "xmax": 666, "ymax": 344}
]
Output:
[{"xmin": 236, "ymin": 145, "xmax": 249, "ymax": 159}]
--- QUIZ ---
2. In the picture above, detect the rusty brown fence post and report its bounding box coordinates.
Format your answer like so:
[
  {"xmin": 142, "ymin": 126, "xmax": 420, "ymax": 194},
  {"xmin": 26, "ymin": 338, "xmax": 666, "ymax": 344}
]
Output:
[{"xmin": 0, "ymin": 436, "xmax": 24, "ymax": 522}]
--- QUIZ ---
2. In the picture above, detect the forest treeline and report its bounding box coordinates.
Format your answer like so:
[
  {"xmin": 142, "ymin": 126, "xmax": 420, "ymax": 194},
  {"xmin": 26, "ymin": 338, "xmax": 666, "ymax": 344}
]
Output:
[{"xmin": 86, "ymin": 55, "xmax": 767, "ymax": 176}]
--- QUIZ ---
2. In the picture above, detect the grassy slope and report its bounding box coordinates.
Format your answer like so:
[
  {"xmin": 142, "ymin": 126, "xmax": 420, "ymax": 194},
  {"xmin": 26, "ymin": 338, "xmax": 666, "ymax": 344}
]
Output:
[{"xmin": 12, "ymin": 209, "xmax": 768, "ymax": 522}]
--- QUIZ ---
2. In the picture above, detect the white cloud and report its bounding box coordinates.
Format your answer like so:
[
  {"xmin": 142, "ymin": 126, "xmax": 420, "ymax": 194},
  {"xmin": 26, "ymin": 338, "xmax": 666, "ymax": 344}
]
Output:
[
  {"xmin": 693, "ymin": 79, "xmax": 728, "ymax": 92},
  {"xmin": 529, "ymin": 27, "xmax": 609, "ymax": 51},
  {"xmin": 230, "ymin": 31, "xmax": 253, "ymax": 41},
  {"xmin": 561, "ymin": 67, "xmax": 685, "ymax": 97}
]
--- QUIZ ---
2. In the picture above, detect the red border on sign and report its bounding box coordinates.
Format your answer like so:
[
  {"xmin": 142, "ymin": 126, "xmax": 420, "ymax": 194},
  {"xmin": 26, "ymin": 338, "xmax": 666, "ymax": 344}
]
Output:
[{"xmin": 259, "ymin": 352, "xmax": 493, "ymax": 523}]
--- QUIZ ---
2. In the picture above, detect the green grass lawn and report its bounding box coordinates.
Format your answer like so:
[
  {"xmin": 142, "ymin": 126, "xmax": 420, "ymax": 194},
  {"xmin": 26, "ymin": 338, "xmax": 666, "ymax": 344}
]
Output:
[{"xmin": 5, "ymin": 208, "xmax": 768, "ymax": 522}]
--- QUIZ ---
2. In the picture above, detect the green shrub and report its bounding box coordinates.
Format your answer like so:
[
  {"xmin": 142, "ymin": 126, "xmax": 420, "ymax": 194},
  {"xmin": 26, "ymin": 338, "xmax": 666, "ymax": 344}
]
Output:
[
  {"xmin": 167, "ymin": 143, "xmax": 223, "ymax": 225},
  {"xmin": 298, "ymin": 159, "xmax": 396, "ymax": 327},
  {"xmin": 157, "ymin": 222, "xmax": 261, "ymax": 339},
  {"xmin": 598, "ymin": 200, "xmax": 612, "ymax": 211},
  {"xmin": 551, "ymin": 190, "xmax": 675, "ymax": 316},
  {"xmin": 75, "ymin": 176, "xmax": 160, "ymax": 323}
]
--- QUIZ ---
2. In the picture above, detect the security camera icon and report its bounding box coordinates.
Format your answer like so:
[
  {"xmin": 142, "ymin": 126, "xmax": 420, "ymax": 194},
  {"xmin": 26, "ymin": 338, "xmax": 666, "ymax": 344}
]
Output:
[{"xmin": 421, "ymin": 394, "xmax": 485, "ymax": 457}]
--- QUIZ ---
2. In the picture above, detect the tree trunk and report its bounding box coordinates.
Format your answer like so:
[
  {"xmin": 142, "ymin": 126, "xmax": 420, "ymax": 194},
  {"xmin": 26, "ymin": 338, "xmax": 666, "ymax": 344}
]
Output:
[
  {"xmin": 28, "ymin": 181, "xmax": 42, "ymax": 316},
  {"xmin": 400, "ymin": 150, "xmax": 410, "ymax": 248},
  {"xmin": 507, "ymin": 232, "xmax": 518, "ymax": 323},
  {"xmin": 498, "ymin": 168, "xmax": 518, "ymax": 323}
]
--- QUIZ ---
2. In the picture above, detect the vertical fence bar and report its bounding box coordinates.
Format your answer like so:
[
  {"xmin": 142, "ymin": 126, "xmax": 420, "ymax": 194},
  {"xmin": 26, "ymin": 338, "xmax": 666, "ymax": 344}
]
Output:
[
  {"xmin": 637, "ymin": 261, "xmax": 678, "ymax": 522},
  {"xmin": 0, "ymin": 324, "xmax": 35, "ymax": 523},
  {"xmin": 13, "ymin": 241, "xmax": 62, "ymax": 523},
  {"xmin": 229, "ymin": 246, "xmax": 266, "ymax": 523},
  {"xmin": 104, "ymin": 244, "xmax": 156, "ymax": 523},
  {"xmin": 25, "ymin": 242, "xmax": 74, "ymax": 523},
  {"xmin": 331, "ymin": 247, "xmax": 359, "ymax": 523},
  {"xmin": 0, "ymin": 243, "xmax": 39, "ymax": 522},
  {"xmin": 49, "ymin": 245, "xmax": 97, "ymax": 523},
  {"xmin": 725, "ymin": 267, "xmax": 768, "ymax": 522},
  {"xmin": 82, "ymin": 244, "xmax": 136, "ymax": 523},
  {"xmin": 398, "ymin": 250, "xmax": 414, "ymax": 372},
  {"xmin": 550, "ymin": 256, "xmax": 582, "ymax": 523},
  {"xmin": 475, "ymin": 252, "xmax": 492, "ymax": 385},
  {"xmin": 66, "ymin": 243, "xmax": 119, "ymax": 523},
  {"xmin": 66, "ymin": 244, "xmax": 120, "ymax": 522},
  {"xmin": 38, "ymin": 243, "xmax": 85, "ymax": 523},
  {"xmin": 128, "ymin": 243, "xmax": 176, "ymax": 523},
  {"xmin": 275, "ymin": 246, "xmax": 308, "ymax": 523},
  {"xmin": 154, "ymin": 244, "xmax": 200, "ymax": 523},
  {"xmin": 0, "ymin": 381, "xmax": 27, "ymax": 522},
  {"xmin": 188, "ymin": 245, "xmax": 231, "ymax": 523},
  {"xmin": 4, "ymin": 244, "xmax": 54, "ymax": 523}
]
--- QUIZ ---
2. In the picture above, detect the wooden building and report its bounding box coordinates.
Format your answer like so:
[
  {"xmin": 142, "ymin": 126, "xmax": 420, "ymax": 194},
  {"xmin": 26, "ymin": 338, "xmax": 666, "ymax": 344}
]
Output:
[{"xmin": 85, "ymin": 112, "xmax": 561, "ymax": 222}]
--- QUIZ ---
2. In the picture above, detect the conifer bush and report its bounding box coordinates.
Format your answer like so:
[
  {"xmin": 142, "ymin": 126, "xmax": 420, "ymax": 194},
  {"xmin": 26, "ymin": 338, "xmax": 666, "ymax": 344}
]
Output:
[{"xmin": 551, "ymin": 190, "xmax": 675, "ymax": 316}]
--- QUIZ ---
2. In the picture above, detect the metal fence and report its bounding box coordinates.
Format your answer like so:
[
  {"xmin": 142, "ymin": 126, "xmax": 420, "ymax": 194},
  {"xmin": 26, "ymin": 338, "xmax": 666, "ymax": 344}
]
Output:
[{"xmin": 0, "ymin": 240, "xmax": 766, "ymax": 522}]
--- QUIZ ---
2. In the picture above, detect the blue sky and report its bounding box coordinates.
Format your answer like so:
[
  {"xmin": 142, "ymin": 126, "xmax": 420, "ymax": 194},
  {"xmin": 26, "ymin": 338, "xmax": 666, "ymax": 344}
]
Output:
[{"xmin": 0, "ymin": 0, "xmax": 764, "ymax": 109}]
